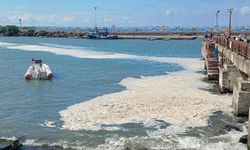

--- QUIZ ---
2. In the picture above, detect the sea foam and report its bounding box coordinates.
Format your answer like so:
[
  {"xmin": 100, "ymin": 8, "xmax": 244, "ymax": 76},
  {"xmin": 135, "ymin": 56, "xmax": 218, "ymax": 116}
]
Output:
[
  {"xmin": 95, "ymin": 128, "xmax": 247, "ymax": 150},
  {"xmin": 0, "ymin": 41, "xmax": 245, "ymax": 149},
  {"xmin": 0, "ymin": 42, "xmax": 201, "ymax": 70},
  {"xmin": 39, "ymin": 120, "xmax": 56, "ymax": 128},
  {"xmin": 58, "ymin": 53, "xmax": 231, "ymax": 130},
  {"xmin": 0, "ymin": 41, "xmax": 232, "ymax": 131}
]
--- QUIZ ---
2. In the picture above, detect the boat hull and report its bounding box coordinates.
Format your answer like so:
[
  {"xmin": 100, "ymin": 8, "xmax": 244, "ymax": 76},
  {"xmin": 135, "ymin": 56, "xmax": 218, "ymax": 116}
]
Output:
[{"xmin": 24, "ymin": 63, "xmax": 53, "ymax": 80}]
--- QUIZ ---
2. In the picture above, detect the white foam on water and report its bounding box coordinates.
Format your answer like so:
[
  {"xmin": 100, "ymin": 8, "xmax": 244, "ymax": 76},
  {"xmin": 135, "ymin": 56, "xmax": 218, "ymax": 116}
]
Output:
[
  {"xmin": 17, "ymin": 42, "xmax": 230, "ymax": 131},
  {"xmin": 0, "ymin": 42, "xmax": 17, "ymax": 47},
  {"xmin": 94, "ymin": 125, "xmax": 248, "ymax": 150},
  {"xmin": 39, "ymin": 120, "xmax": 56, "ymax": 128},
  {"xmin": 0, "ymin": 41, "xmax": 244, "ymax": 149},
  {"xmin": 0, "ymin": 136, "xmax": 17, "ymax": 141},
  {"xmin": 59, "ymin": 56, "xmax": 231, "ymax": 131},
  {"xmin": 1, "ymin": 132, "xmax": 246, "ymax": 150},
  {"xmin": 0, "ymin": 41, "xmax": 202, "ymax": 71},
  {"xmin": 0, "ymin": 41, "xmax": 136, "ymax": 59},
  {"xmin": 0, "ymin": 41, "xmax": 219, "ymax": 131},
  {"xmin": 40, "ymin": 43, "xmax": 90, "ymax": 50}
]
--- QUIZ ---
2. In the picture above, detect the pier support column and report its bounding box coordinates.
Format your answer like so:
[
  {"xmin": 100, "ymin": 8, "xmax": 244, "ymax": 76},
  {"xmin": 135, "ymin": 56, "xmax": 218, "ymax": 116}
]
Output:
[
  {"xmin": 248, "ymin": 108, "xmax": 250, "ymax": 148},
  {"xmin": 233, "ymin": 78, "xmax": 250, "ymax": 116},
  {"xmin": 206, "ymin": 59, "xmax": 219, "ymax": 80},
  {"xmin": 219, "ymin": 62, "xmax": 241, "ymax": 93}
]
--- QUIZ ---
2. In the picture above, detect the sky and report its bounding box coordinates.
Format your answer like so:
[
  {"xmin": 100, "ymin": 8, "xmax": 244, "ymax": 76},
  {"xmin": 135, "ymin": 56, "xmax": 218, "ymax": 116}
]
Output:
[{"xmin": 0, "ymin": 0, "xmax": 250, "ymax": 27}]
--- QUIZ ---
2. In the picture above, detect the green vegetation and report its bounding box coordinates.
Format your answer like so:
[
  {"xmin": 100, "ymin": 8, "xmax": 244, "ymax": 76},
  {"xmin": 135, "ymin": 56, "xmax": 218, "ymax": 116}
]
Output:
[
  {"xmin": 0, "ymin": 25, "xmax": 19, "ymax": 36},
  {"xmin": 0, "ymin": 26, "xmax": 6, "ymax": 34},
  {"xmin": 0, "ymin": 26, "xmax": 86, "ymax": 38},
  {"xmin": 38, "ymin": 30, "xmax": 48, "ymax": 36},
  {"xmin": 27, "ymin": 29, "xmax": 35, "ymax": 36}
]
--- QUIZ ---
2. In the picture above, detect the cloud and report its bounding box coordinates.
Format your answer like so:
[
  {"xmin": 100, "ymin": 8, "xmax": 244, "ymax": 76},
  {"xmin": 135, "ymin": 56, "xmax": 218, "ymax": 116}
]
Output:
[
  {"xmin": 165, "ymin": 10, "xmax": 172, "ymax": 16},
  {"xmin": 0, "ymin": 12, "xmax": 78, "ymax": 26},
  {"xmin": 16, "ymin": 5, "xmax": 26, "ymax": 9},
  {"xmin": 7, "ymin": 12, "xmax": 33, "ymax": 22},
  {"xmin": 62, "ymin": 16, "xmax": 75, "ymax": 23},
  {"xmin": 0, "ymin": 11, "xmax": 135, "ymax": 27},
  {"xmin": 239, "ymin": 6, "xmax": 250, "ymax": 15},
  {"xmin": 122, "ymin": 16, "xmax": 135, "ymax": 24},
  {"xmin": 103, "ymin": 17, "xmax": 115, "ymax": 23}
]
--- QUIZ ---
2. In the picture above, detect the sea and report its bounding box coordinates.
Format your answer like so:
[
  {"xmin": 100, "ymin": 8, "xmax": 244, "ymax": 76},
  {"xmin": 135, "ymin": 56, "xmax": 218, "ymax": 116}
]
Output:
[{"xmin": 0, "ymin": 37, "xmax": 247, "ymax": 150}]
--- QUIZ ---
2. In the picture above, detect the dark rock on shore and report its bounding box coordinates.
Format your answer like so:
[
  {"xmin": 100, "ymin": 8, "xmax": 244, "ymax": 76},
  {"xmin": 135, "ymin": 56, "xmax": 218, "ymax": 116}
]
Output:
[
  {"xmin": 236, "ymin": 117, "xmax": 248, "ymax": 123},
  {"xmin": 239, "ymin": 134, "xmax": 248, "ymax": 144},
  {"xmin": 223, "ymin": 124, "xmax": 242, "ymax": 132}
]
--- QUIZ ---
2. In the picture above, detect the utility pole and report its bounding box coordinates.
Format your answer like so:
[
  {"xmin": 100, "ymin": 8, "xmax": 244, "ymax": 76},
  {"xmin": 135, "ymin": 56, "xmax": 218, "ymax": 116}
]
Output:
[
  {"xmin": 18, "ymin": 19, "xmax": 22, "ymax": 28},
  {"xmin": 94, "ymin": 7, "xmax": 97, "ymax": 31},
  {"xmin": 228, "ymin": 8, "xmax": 233, "ymax": 36},
  {"xmin": 215, "ymin": 10, "xmax": 220, "ymax": 28}
]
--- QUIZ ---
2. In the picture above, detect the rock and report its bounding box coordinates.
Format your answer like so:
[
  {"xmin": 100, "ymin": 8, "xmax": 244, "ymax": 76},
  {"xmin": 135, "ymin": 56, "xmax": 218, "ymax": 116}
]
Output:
[
  {"xmin": 223, "ymin": 124, "xmax": 242, "ymax": 132},
  {"xmin": 239, "ymin": 134, "xmax": 248, "ymax": 144},
  {"xmin": 237, "ymin": 117, "xmax": 248, "ymax": 123},
  {"xmin": 124, "ymin": 144, "xmax": 149, "ymax": 150}
]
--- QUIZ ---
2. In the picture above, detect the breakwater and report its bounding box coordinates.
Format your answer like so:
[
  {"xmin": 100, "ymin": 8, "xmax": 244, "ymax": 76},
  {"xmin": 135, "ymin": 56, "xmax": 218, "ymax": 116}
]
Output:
[{"xmin": 1, "ymin": 25, "xmax": 250, "ymax": 39}]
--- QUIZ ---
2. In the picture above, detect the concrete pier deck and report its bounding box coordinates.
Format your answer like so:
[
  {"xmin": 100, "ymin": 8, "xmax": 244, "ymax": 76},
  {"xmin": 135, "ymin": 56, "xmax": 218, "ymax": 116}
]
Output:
[{"xmin": 202, "ymin": 35, "xmax": 250, "ymax": 115}]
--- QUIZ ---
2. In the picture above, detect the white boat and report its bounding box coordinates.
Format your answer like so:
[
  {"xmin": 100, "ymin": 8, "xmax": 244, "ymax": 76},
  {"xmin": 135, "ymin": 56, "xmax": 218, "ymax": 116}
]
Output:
[{"xmin": 24, "ymin": 59, "xmax": 53, "ymax": 80}]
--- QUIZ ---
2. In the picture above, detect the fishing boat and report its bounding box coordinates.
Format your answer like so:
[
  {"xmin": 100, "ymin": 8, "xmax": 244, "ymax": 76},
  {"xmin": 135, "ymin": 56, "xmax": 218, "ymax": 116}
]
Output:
[
  {"xmin": 86, "ymin": 28, "xmax": 118, "ymax": 40},
  {"xmin": 24, "ymin": 59, "xmax": 53, "ymax": 80}
]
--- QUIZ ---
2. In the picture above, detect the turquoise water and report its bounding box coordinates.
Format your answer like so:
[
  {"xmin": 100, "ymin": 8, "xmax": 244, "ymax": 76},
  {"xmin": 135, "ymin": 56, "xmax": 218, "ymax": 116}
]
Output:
[{"xmin": 0, "ymin": 37, "xmax": 246, "ymax": 149}]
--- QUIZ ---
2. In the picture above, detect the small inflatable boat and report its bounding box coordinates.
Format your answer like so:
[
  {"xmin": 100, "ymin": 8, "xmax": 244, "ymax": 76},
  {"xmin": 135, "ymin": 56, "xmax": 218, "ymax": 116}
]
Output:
[{"xmin": 24, "ymin": 59, "xmax": 53, "ymax": 80}]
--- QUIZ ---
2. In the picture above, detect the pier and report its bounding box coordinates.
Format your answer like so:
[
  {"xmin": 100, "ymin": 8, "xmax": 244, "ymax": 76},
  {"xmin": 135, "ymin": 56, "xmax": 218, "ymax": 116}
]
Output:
[
  {"xmin": 202, "ymin": 35, "xmax": 250, "ymax": 116},
  {"xmin": 202, "ymin": 35, "xmax": 250, "ymax": 147}
]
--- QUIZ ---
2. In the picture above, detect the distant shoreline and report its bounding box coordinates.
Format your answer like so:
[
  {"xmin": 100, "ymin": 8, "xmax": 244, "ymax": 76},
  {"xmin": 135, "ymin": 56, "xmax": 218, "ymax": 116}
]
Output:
[
  {"xmin": 1, "ymin": 30, "xmax": 250, "ymax": 40},
  {"xmin": 0, "ymin": 33, "xmax": 203, "ymax": 40}
]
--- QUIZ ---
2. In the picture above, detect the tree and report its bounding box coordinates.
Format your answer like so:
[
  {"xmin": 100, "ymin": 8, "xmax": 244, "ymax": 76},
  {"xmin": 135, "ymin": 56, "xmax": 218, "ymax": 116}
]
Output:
[
  {"xmin": 0, "ymin": 26, "xmax": 6, "ymax": 34},
  {"xmin": 5, "ymin": 25, "xmax": 19, "ymax": 36},
  {"xmin": 38, "ymin": 30, "xmax": 48, "ymax": 36},
  {"xmin": 27, "ymin": 29, "xmax": 35, "ymax": 36}
]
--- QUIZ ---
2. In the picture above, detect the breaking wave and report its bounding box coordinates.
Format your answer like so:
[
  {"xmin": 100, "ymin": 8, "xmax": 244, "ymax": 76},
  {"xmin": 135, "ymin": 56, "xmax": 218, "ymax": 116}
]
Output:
[
  {"xmin": 39, "ymin": 120, "xmax": 57, "ymax": 128},
  {"xmin": 0, "ymin": 125, "xmax": 247, "ymax": 150}
]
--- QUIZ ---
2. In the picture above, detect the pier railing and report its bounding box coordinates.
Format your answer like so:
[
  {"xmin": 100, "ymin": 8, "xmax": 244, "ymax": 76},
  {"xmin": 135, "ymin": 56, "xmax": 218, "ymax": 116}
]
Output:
[{"xmin": 213, "ymin": 36, "xmax": 250, "ymax": 59}]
